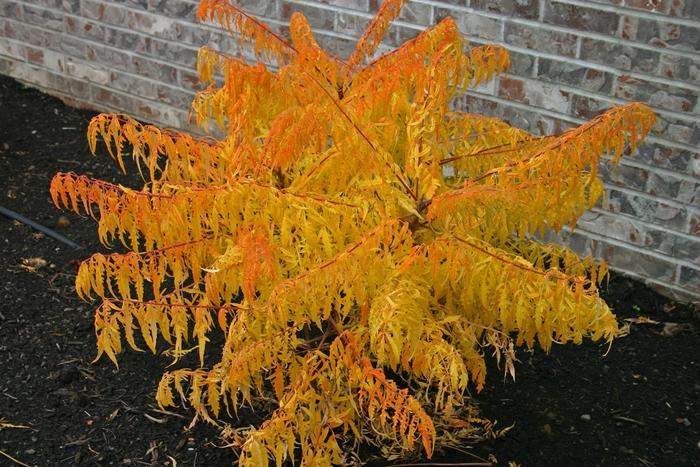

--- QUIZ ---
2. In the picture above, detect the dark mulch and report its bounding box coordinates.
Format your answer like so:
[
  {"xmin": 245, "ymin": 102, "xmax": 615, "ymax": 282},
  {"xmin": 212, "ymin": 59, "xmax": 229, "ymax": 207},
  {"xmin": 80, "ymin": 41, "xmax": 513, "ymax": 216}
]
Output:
[{"xmin": 1, "ymin": 74, "xmax": 698, "ymax": 466}]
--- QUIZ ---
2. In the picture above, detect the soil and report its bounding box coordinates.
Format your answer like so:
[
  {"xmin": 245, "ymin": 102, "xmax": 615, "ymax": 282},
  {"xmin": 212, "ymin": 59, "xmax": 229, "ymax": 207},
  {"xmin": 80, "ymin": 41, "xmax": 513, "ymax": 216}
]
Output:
[{"xmin": 0, "ymin": 74, "xmax": 698, "ymax": 467}]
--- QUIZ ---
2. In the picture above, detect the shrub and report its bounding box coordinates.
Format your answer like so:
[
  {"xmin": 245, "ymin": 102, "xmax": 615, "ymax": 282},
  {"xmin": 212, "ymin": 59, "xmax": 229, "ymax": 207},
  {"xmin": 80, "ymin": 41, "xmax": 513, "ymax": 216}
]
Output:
[{"xmin": 50, "ymin": 0, "xmax": 655, "ymax": 464}]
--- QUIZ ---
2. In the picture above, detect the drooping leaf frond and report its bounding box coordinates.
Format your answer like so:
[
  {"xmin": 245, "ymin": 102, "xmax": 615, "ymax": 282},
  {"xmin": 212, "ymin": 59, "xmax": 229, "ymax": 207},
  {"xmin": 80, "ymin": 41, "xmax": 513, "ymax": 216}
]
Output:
[
  {"xmin": 94, "ymin": 289, "xmax": 220, "ymax": 364},
  {"xmin": 289, "ymin": 12, "xmax": 343, "ymax": 92},
  {"xmin": 429, "ymin": 103, "xmax": 656, "ymax": 239},
  {"xmin": 366, "ymin": 276, "xmax": 479, "ymax": 407},
  {"xmin": 354, "ymin": 357, "xmax": 436, "ymax": 457},
  {"xmin": 197, "ymin": 0, "xmax": 295, "ymax": 64},
  {"xmin": 427, "ymin": 234, "xmax": 618, "ymax": 351},
  {"xmin": 347, "ymin": 0, "xmax": 407, "ymax": 69}
]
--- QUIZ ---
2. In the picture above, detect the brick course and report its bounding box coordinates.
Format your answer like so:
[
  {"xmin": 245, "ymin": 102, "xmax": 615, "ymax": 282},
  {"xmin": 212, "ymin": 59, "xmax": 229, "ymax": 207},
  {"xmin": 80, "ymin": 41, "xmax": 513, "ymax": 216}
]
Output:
[{"xmin": 1, "ymin": 0, "xmax": 698, "ymax": 300}]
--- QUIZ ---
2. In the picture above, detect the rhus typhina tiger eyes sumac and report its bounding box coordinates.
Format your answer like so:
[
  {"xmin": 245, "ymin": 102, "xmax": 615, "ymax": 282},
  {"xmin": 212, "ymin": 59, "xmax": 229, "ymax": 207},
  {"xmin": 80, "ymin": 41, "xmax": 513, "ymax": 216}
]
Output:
[{"xmin": 50, "ymin": 0, "xmax": 656, "ymax": 465}]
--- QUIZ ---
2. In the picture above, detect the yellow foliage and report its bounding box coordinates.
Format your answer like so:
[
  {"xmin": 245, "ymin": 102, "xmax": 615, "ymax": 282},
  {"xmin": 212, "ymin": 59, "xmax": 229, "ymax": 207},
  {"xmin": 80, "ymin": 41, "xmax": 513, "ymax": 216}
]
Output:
[{"xmin": 50, "ymin": 1, "xmax": 655, "ymax": 465}]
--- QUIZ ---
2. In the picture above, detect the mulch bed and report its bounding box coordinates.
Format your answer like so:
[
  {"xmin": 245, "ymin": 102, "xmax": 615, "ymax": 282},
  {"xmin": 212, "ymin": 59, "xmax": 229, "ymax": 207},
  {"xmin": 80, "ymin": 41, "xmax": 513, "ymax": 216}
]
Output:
[{"xmin": 1, "ymin": 74, "xmax": 698, "ymax": 466}]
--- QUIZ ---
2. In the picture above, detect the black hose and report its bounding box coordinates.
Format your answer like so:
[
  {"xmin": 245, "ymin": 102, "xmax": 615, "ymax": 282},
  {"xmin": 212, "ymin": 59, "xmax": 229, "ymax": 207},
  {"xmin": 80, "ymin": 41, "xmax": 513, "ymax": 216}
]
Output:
[{"xmin": 0, "ymin": 205, "xmax": 82, "ymax": 250}]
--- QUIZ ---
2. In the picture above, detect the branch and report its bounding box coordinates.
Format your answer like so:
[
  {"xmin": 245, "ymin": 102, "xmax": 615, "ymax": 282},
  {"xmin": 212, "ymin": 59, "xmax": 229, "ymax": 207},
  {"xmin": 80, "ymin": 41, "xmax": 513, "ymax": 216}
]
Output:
[
  {"xmin": 300, "ymin": 70, "xmax": 417, "ymax": 200},
  {"xmin": 438, "ymin": 136, "xmax": 553, "ymax": 166},
  {"xmin": 439, "ymin": 234, "xmax": 585, "ymax": 286}
]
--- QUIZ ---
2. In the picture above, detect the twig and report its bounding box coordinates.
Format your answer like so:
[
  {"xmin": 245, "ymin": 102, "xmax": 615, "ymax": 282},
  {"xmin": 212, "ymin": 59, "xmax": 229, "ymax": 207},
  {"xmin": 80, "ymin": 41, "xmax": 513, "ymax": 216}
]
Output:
[
  {"xmin": 1, "ymin": 392, "xmax": 18, "ymax": 400},
  {"xmin": 0, "ymin": 419, "xmax": 29, "ymax": 429},
  {"xmin": 315, "ymin": 321, "xmax": 337, "ymax": 350},
  {"xmin": 0, "ymin": 449, "xmax": 32, "ymax": 467},
  {"xmin": 57, "ymin": 358, "xmax": 81, "ymax": 366},
  {"xmin": 149, "ymin": 406, "xmax": 187, "ymax": 419},
  {"xmin": 143, "ymin": 413, "xmax": 167, "ymax": 424},
  {"xmin": 63, "ymin": 437, "xmax": 91, "ymax": 447},
  {"xmin": 612, "ymin": 415, "xmax": 645, "ymax": 426}
]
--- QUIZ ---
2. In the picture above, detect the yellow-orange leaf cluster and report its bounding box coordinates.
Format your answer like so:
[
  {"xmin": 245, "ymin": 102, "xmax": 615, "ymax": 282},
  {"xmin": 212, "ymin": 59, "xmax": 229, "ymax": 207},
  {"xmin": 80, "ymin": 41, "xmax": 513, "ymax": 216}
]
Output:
[{"xmin": 51, "ymin": 1, "xmax": 655, "ymax": 465}]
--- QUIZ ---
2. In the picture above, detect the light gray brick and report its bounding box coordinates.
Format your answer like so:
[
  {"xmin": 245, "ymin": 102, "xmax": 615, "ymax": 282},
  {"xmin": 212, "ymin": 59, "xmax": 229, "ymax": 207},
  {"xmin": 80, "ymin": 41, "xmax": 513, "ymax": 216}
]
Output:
[
  {"xmin": 542, "ymin": 0, "xmax": 619, "ymax": 36},
  {"xmin": 177, "ymin": 68, "xmax": 200, "ymax": 91},
  {"xmin": 65, "ymin": 58, "xmax": 110, "ymax": 84},
  {"xmin": 690, "ymin": 153, "xmax": 700, "ymax": 178},
  {"xmin": 498, "ymin": 77, "xmax": 572, "ymax": 113},
  {"xmin": 0, "ymin": 38, "xmax": 25, "ymax": 60},
  {"xmin": 4, "ymin": 60, "xmax": 50, "ymax": 89},
  {"xmin": 58, "ymin": 34, "xmax": 87, "ymax": 57},
  {"xmin": 81, "ymin": 0, "xmax": 128, "ymax": 24},
  {"xmin": 678, "ymin": 266, "xmax": 700, "ymax": 294},
  {"xmin": 658, "ymin": 53, "xmax": 700, "ymax": 87},
  {"xmin": 178, "ymin": 21, "xmax": 215, "ymax": 46},
  {"xmin": 625, "ymin": 0, "xmax": 669, "ymax": 15},
  {"xmin": 0, "ymin": 55, "xmax": 14, "ymax": 73},
  {"xmin": 665, "ymin": 120, "xmax": 699, "ymax": 146},
  {"xmin": 111, "ymin": 0, "xmax": 149, "ymax": 11},
  {"xmin": 634, "ymin": 142, "xmax": 694, "ymax": 173},
  {"xmin": 0, "ymin": 1, "xmax": 22, "ymax": 19},
  {"xmin": 436, "ymin": 8, "xmax": 502, "ymax": 41},
  {"xmin": 504, "ymin": 22, "xmax": 577, "ymax": 57},
  {"xmin": 104, "ymin": 27, "xmax": 150, "ymax": 54},
  {"xmin": 453, "ymin": 93, "xmax": 573, "ymax": 135},
  {"xmin": 636, "ymin": 18, "xmax": 700, "ymax": 53},
  {"xmin": 598, "ymin": 240, "xmax": 677, "ymax": 282},
  {"xmin": 507, "ymin": 51, "xmax": 536, "ymax": 77},
  {"xmin": 130, "ymin": 55, "xmax": 178, "ymax": 83},
  {"xmin": 127, "ymin": 9, "xmax": 180, "ymax": 40},
  {"xmin": 91, "ymin": 84, "xmax": 129, "ymax": 110},
  {"xmin": 60, "ymin": 0, "xmax": 80, "ymax": 14},
  {"xmin": 334, "ymin": 12, "xmax": 371, "ymax": 38},
  {"xmin": 619, "ymin": 16, "xmax": 638, "ymax": 40},
  {"xmin": 571, "ymin": 94, "xmax": 612, "ymax": 119},
  {"xmin": 40, "ymin": 47, "xmax": 65, "ymax": 71},
  {"xmin": 86, "ymin": 42, "xmax": 130, "ymax": 69},
  {"xmin": 599, "ymin": 162, "xmax": 649, "ymax": 192},
  {"xmin": 3, "ymin": 19, "xmax": 51, "ymax": 47},
  {"xmin": 678, "ymin": 180, "xmax": 700, "ymax": 207},
  {"xmin": 645, "ymin": 171, "xmax": 685, "ymax": 200},
  {"xmin": 643, "ymin": 227, "xmax": 675, "ymax": 256},
  {"xmin": 150, "ymin": 39, "xmax": 197, "ymax": 68},
  {"xmin": 64, "ymin": 16, "xmax": 105, "ymax": 41},
  {"xmin": 155, "ymin": 83, "xmax": 194, "ymax": 108},
  {"xmin": 398, "ymin": 2, "xmax": 432, "ymax": 26},
  {"xmin": 613, "ymin": 75, "xmax": 697, "ymax": 114},
  {"xmin": 236, "ymin": 0, "xmax": 280, "ymax": 18},
  {"xmin": 606, "ymin": 189, "xmax": 688, "ymax": 231},
  {"xmin": 471, "ymin": 0, "xmax": 540, "ymax": 20},
  {"xmin": 314, "ymin": 32, "xmax": 355, "ymax": 59},
  {"xmin": 394, "ymin": 24, "xmax": 426, "ymax": 48},
  {"xmin": 682, "ymin": 0, "xmax": 700, "ymax": 19},
  {"xmin": 673, "ymin": 236, "xmax": 700, "ymax": 265},
  {"xmin": 148, "ymin": 0, "xmax": 197, "ymax": 17},
  {"xmin": 25, "ymin": 46, "xmax": 43, "ymax": 64},
  {"xmin": 537, "ymin": 59, "xmax": 614, "ymax": 93},
  {"xmin": 687, "ymin": 210, "xmax": 700, "ymax": 235},
  {"xmin": 22, "ymin": 4, "xmax": 63, "ymax": 31},
  {"xmin": 46, "ymin": 69, "xmax": 91, "ymax": 97},
  {"xmin": 281, "ymin": 2, "xmax": 334, "ymax": 30},
  {"xmin": 577, "ymin": 210, "xmax": 645, "ymax": 246},
  {"xmin": 580, "ymin": 38, "xmax": 660, "ymax": 74},
  {"xmin": 320, "ymin": 0, "xmax": 368, "ymax": 12},
  {"xmin": 555, "ymin": 230, "xmax": 602, "ymax": 258},
  {"xmin": 109, "ymin": 70, "xmax": 157, "ymax": 101}
]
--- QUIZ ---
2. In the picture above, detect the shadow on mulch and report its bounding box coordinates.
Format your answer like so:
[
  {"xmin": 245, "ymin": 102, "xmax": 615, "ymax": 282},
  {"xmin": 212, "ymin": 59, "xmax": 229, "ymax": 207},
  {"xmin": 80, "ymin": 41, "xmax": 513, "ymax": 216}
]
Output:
[{"xmin": 1, "ymin": 75, "xmax": 698, "ymax": 466}]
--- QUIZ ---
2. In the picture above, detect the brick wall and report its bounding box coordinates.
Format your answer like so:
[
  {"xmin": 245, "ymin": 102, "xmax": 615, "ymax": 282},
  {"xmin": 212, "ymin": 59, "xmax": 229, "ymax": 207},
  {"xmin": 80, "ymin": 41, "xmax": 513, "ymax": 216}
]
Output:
[{"xmin": 1, "ymin": 0, "xmax": 698, "ymax": 301}]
